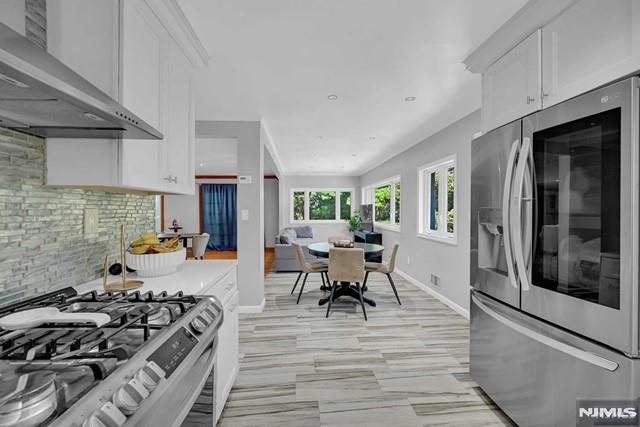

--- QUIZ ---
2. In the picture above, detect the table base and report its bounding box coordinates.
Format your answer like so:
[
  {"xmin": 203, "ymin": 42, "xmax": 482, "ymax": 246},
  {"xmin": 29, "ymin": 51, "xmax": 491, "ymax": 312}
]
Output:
[{"xmin": 318, "ymin": 282, "xmax": 376, "ymax": 307}]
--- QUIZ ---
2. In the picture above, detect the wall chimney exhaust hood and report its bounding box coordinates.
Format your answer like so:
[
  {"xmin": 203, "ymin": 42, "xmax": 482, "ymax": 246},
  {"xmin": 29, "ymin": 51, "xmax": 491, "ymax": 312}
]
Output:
[{"xmin": 0, "ymin": 22, "xmax": 163, "ymax": 140}]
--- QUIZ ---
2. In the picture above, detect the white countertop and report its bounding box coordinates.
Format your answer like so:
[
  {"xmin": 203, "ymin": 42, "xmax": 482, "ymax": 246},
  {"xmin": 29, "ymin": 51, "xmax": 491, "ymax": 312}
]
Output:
[{"xmin": 76, "ymin": 260, "xmax": 237, "ymax": 296}]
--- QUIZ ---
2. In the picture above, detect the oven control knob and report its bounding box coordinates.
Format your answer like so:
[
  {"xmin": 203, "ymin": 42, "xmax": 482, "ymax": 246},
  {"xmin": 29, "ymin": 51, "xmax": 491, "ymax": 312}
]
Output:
[
  {"xmin": 190, "ymin": 315, "xmax": 207, "ymax": 334},
  {"xmin": 113, "ymin": 378, "xmax": 149, "ymax": 415},
  {"xmin": 83, "ymin": 402, "xmax": 127, "ymax": 427},
  {"xmin": 199, "ymin": 310, "xmax": 214, "ymax": 324},
  {"xmin": 135, "ymin": 361, "xmax": 165, "ymax": 391}
]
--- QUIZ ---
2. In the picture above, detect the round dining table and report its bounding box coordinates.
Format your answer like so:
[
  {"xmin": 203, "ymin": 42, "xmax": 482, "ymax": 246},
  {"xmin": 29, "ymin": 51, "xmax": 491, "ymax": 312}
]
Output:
[{"xmin": 307, "ymin": 242, "xmax": 384, "ymax": 307}]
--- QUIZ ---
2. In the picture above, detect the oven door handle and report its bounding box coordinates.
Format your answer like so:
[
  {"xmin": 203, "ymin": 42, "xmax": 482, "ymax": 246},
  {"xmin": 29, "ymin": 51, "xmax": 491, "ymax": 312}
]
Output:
[
  {"xmin": 502, "ymin": 140, "xmax": 520, "ymax": 290},
  {"xmin": 512, "ymin": 136, "xmax": 533, "ymax": 292},
  {"xmin": 472, "ymin": 294, "xmax": 618, "ymax": 371}
]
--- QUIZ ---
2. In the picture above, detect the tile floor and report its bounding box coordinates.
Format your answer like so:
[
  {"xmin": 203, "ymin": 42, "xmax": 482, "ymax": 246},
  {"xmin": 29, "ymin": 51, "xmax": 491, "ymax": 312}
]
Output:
[{"xmin": 217, "ymin": 272, "xmax": 515, "ymax": 427}]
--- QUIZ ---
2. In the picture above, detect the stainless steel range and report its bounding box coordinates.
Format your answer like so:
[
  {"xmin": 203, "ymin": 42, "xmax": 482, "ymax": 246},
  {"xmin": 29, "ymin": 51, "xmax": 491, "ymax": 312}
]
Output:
[{"xmin": 0, "ymin": 287, "xmax": 222, "ymax": 427}]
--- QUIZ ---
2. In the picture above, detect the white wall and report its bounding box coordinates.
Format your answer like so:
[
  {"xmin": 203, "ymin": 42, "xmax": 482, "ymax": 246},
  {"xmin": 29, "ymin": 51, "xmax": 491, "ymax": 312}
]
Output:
[
  {"xmin": 279, "ymin": 175, "xmax": 360, "ymax": 243},
  {"xmin": 264, "ymin": 179, "xmax": 279, "ymax": 248},
  {"xmin": 163, "ymin": 192, "xmax": 198, "ymax": 240},
  {"xmin": 359, "ymin": 110, "xmax": 479, "ymax": 314}
]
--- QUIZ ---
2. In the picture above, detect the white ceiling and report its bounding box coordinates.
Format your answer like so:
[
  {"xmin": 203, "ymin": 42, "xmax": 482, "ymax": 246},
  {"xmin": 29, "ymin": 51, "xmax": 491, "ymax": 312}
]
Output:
[
  {"xmin": 195, "ymin": 138, "xmax": 277, "ymax": 176},
  {"xmin": 179, "ymin": 0, "xmax": 526, "ymax": 175}
]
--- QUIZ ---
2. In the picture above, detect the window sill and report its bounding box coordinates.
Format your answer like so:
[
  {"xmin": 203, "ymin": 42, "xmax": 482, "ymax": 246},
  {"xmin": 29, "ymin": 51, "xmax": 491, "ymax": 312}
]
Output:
[
  {"xmin": 289, "ymin": 220, "xmax": 349, "ymax": 225},
  {"xmin": 374, "ymin": 223, "xmax": 401, "ymax": 232},
  {"xmin": 417, "ymin": 232, "xmax": 457, "ymax": 246}
]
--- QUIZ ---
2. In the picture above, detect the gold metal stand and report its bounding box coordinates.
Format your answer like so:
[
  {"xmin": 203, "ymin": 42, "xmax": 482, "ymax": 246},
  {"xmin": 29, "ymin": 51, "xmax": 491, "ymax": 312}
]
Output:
[{"xmin": 105, "ymin": 224, "xmax": 144, "ymax": 292}]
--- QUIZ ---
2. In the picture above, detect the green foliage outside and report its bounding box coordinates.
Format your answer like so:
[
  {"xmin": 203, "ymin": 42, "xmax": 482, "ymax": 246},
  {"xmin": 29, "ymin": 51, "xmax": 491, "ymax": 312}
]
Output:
[
  {"xmin": 340, "ymin": 191, "xmax": 351, "ymax": 221},
  {"xmin": 447, "ymin": 167, "xmax": 455, "ymax": 233},
  {"xmin": 374, "ymin": 185, "xmax": 391, "ymax": 223},
  {"xmin": 394, "ymin": 182, "xmax": 401, "ymax": 224},
  {"xmin": 309, "ymin": 191, "xmax": 336, "ymax": 220},
  {"xmin": 293, "ymin": 192, "xmax": 304, "ymax": 220}
]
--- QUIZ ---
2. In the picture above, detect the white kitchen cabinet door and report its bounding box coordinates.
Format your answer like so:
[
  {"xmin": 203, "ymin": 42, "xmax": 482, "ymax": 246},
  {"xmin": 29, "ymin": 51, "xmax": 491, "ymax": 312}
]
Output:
[
  {"xmin": 541, "ymin": 0, "xmax": 640, "ymax": 108},
  {"xmin": 164, "ymin": 40, "xmax": 195, "ymax": 195},
  {"xmin": 216, "ymin": 290, "xmax": 239, "ymax": 422},
  {"xmin": 119, "ymin": 0, "xmax": 167, "ymax": 192},
  {"xmin": 481, "ymin": 30, "xmax": 542, "ymax": 133}
]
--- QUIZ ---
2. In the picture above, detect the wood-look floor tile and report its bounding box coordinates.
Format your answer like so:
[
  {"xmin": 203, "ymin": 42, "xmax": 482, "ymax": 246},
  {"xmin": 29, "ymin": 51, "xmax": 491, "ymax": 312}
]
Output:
[{"xmin": 217, "ymin": 272, "xmax": 514, "ymax": 426}]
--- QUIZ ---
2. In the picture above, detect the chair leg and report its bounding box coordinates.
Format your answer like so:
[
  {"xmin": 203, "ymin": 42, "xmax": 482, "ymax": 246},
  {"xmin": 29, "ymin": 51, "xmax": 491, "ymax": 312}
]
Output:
[
  {"xmin": 320, "ymin": 271, "xmax": 326, "ymax": 288},
  {"xmin": 362, "ymin": 271, "xmax": 369, "ymax": 291},
  {"xmin": 290, "ymin": 272, "xmax": 302, "ymax": 295},
  {"xmin": 387, "ymin": 273, "xmax": 401, "ymax": 305},
  {"xmin": 296, "ymin": 273, "xmax": 309, "ymax": 304},
  {"xmin": 326, "ymin": 281, "xmax": 338, "ymax": 318},
  {"xmin": 355, "ymin": 282, "xmax": 367, "ymax": 321}
]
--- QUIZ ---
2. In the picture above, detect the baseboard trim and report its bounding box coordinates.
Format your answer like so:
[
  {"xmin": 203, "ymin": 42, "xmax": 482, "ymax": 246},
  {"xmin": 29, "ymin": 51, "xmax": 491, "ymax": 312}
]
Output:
[
  {"xmin": 239, "ymin": 298, "xmax": 266, "ymax": 314},
  {"xmin": 395, "ymin": 269, "xmax": 470, "ymax": 319}
]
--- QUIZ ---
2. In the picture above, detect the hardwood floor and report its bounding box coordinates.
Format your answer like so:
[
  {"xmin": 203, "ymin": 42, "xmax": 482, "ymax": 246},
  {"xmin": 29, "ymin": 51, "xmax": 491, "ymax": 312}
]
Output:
[
  {"xmin": 217, "ymin": 272, "xmax": 515, "ymax": 427},
  {"xmin": 196, "ymin": 248, "xmax": 275, "ymax": 275}
]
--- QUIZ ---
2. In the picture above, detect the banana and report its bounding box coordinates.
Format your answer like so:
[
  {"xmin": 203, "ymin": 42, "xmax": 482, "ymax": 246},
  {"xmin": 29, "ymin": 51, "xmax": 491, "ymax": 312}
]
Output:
[{"xmin": 130, "ymin": 244, "xmax": 151, "ymax": 255}]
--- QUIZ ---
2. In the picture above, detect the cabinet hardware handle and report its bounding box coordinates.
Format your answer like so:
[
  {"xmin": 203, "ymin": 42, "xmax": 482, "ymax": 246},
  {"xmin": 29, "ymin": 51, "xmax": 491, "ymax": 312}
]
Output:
[
  {"xmin": 171, "ymin": 176, "xmax": 178, "ymax": 184},
  {"xmin": 163, "ymin": 175, "xmax": 173, "ymax": 182},
  {"xmin": 526, "ymin": 96, "xmax": 536, "ymax": 104},
  {"xmin": 542, "ymin": 93, "xmax": 549, "ymax": 98}
]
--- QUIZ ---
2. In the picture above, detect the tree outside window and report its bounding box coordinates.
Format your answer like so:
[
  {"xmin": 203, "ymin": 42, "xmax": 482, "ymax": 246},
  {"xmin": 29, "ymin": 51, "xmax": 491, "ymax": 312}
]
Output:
[
  {"xmin": 309, "ymin": 191, "xmax": 336, "ymax": 220},
  {"xmin": 374, "ymin": 185, "xmax": 391, "ymax": 223},
  {"xmin": 340, "ymin": 191, "xmax": 352, "ymax": 221},
  {"xmin": 293, "ymin": 191, "xmax": 305, "ymax": 221}
]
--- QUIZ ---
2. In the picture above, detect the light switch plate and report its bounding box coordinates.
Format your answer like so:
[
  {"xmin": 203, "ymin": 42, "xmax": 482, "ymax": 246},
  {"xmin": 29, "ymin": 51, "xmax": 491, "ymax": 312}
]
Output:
[
  {"xmin": 241, "ymin": 209, "xmax": 249, "ymax": 221},
  {"xmin": 84, "ymin": 209, "xmax": 98, "ymax": 235}
]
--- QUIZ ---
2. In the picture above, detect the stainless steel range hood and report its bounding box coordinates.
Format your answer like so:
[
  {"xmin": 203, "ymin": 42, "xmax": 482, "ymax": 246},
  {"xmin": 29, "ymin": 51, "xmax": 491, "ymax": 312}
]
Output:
[{"xmin": 0, "ymin": 22, "xmax": 163, "ymax": 139}]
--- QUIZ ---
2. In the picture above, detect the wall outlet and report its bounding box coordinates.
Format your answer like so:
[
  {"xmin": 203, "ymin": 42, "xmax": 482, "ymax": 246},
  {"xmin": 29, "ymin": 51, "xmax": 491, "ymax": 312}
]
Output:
[
  {"xmin": 430, "ymin": 273, "xmax": 441, "ymax": 287},
  {"xmin": 84, "ymin": 209, "xmax": 98, "ymax": 235},
  {"xmin": 241, "ymin": 209, "xmax": 249, "ymax": 221}
]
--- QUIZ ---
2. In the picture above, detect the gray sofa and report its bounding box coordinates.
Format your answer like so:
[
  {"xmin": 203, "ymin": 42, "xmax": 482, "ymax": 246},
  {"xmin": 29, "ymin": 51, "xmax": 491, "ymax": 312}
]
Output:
[{"xmin": 274, "ymin": 226, "xmax": 321, "ymax": 271}]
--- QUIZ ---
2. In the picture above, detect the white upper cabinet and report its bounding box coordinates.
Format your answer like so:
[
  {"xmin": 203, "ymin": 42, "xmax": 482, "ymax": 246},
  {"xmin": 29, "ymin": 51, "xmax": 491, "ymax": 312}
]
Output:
[
  {"xmin": 541, "ymin": 0, "xmax": 640, "ymax": 108},
  {"xmin": 481, "ymin": 31, "xmax": 541, "ymax": 132},
  {"xmin": 120, "ymin": 0, "xmax": 166, "ymax": 191},
  {"xmin": 470, "ymin": 0, "xmax": 640, "ymax": 133},
  {"xmin": 163, "ymin": 40, "xmax": 195, "ymax": 195},
  {"xmin": 44, "ymin": 0, "xmax": 203, "ymax": 194},
  {"xmin": 0, "ymin": 0, "xmax": 25, "ymax": 36}
]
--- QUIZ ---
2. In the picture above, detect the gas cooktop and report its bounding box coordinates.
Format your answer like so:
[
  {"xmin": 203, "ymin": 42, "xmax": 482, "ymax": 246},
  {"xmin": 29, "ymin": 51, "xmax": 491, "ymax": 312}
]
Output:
[{"xmin": 0, "ymin": 287, "xmax": 222, "ymax": 427}]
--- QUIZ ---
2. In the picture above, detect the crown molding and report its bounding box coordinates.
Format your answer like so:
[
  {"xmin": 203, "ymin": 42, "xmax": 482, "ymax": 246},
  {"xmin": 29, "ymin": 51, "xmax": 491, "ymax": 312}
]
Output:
[
  {"xmin": 145, "ymin": 0, "xmax": 209, "ymax": 68},
  {"xmin": 463, "ymin": 0, "xmax": 579, "ymax": 74}
]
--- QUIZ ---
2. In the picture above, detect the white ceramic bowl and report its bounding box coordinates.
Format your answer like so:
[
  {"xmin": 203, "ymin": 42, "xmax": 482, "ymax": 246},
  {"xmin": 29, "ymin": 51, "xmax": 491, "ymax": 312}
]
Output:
[{"xmin": 126, "ymin": 248, "xmax": 186, "ymax": 277}]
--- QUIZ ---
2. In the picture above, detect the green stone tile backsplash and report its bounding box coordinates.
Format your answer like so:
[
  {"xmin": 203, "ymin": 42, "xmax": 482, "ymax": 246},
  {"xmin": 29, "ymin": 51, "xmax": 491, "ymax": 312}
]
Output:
[{"xmin": 0, "ymin": 129, "xmax": 156, "ymax": 305}]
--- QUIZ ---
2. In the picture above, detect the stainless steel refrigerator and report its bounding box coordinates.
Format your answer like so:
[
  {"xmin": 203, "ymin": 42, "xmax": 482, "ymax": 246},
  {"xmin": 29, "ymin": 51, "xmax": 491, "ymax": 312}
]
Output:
[{"xmin": 470, "ymin": 77, "xmax": 640, "ymax": 426}]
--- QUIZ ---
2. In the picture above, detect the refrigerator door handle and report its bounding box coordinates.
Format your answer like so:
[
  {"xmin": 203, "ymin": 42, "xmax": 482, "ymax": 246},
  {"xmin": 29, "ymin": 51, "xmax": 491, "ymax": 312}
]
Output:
[
  {"xmin": 472, "ymin": 294, "xmax": 619, "ymax": 372},
  {"xmin": 512, "ymin": 136, "xmax": 533, "ymax": 291},
  {"xmin": 502, "ymin": 140, "xmax": 520, "ymax": 290}
]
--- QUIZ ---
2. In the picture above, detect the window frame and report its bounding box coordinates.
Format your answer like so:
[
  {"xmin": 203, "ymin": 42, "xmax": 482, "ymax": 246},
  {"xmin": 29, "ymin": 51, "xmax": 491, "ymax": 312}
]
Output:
[
  {"xmin": 361, "ymin": 175, "xmax": 401, "ymax": 232},
  {"xmin": 417, "ymin": 155, "xmax": 457, "ymax": 245},
  {"xmin": 289, "ymin": 188, "xmax": 355, "ymax": 223}
]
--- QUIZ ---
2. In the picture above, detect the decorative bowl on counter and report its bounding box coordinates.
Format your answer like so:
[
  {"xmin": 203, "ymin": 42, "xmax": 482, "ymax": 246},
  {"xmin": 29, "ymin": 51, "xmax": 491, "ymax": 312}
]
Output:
[{"xmin": 125, "ymin": 247, "xmax": 186, "ymax": 277}]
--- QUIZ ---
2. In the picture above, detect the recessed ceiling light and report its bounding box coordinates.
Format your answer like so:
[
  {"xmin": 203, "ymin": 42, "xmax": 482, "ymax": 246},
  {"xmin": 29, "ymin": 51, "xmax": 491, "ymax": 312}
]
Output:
[
  {"xmin": 199, "ymin": 163, "xmax": 204, "ymax": 167},
  {"xmin": 405, "ymin": 96, "xmax": 416, "ymax": 102},
  {"xmin": 327, "ymin": 94, "xmax": 338, "ymax": 100},
  {"xmin": 351, "ymin": 154, "xmax": 357, "ymax": 157},
  {"xmin": 317, "ymin": 136, "xmax": 323, "ymax": 139},
  {"xmin": 369, "ymin": 137, "xmax": 376, "ymax": 141}
]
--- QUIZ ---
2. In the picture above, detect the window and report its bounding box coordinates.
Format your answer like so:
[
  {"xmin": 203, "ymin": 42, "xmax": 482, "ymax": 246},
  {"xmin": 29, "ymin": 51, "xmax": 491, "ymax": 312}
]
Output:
[
  {"xmin": 362, "ymin": 176, "xmax": 401, "ymax": 230},
  {"xmin": 290, "ymin": 189, "xmax": 354, "ymax": 222},
  {"xmin": 418, "ymin": 155, "xmax": 456, "ymax": 243}
]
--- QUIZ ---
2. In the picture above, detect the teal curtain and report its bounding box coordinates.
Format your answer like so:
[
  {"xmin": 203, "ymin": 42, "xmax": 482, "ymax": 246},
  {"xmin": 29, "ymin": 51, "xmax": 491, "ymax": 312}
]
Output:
[{"xmin": 201, "ymin": 184, "xmax": 237, "ymax": 250}]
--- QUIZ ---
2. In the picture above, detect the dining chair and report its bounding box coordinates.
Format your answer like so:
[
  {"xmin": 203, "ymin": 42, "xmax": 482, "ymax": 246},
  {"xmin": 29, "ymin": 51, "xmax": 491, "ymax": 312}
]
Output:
[
  {"xmin": 363, "ymin": 241, "xmax": 401, "ymax": 305},
  {"xmin": 327, "ymin": 247, "xmax": 367, "ymax": 320},
  {"xmin": 290, "ymin": 242, "xmax": 329, "ymax": 304},
  {"xmin": 191, "ymin": 233, "xmax": 210, "ymax": 260}
]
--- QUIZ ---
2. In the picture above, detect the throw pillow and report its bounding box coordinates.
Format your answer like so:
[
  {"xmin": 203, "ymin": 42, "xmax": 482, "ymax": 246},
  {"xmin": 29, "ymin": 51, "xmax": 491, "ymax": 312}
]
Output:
[{"xmin": 294, "ymin": 225, "xmax": 313, "ymax": 238}]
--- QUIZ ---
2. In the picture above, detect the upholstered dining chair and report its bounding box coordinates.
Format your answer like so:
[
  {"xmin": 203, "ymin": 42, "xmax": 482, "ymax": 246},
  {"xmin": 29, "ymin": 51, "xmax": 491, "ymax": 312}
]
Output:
[
  {"xmin": 291, "ymin": 242, "xmax": 329, "ymax": 304},
  {"xmin": 363, "ymin": 241, "xmax": 401, "ymax": 305},
  {"xmin": 191, "ymin": 233, "xmax": 210, "ymax": 260},
  {"xmin": 327, "ymin": 247, "xmax": 367, "ymax": 320}
]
